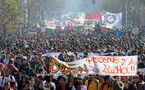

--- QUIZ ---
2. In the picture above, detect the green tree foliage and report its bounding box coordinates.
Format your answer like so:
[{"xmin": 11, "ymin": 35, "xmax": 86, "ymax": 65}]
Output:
[{"xmin": 0, "ymin": 0, "xmax": 19, "ymax": 38}]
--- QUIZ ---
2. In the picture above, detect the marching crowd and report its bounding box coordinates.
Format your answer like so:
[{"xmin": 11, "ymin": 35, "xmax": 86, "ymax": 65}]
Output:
[{"xmin": 0, "ymin": 26, "xmax": 145, "ymax": 90}]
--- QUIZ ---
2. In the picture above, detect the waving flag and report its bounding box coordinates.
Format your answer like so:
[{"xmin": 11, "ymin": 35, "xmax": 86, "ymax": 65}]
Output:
[
  {"xmin": 68, "ymin": 24, "xmax": 72, "ymax": 30},
  {"xmin": 101, "ymin": 26, "xmax": 105, "ymax": 32},
  {"xmin": 102, "ymin": 12, "xmax": 122, "ymax": 29},
  {"xmin": 85, "ymin": 13, "xmax": 101, "ymax": 20},
  {"xmin": 44, "ymin": 20, "xmax": 56, "ymax": 29},
  {"xmin": 36, "ymin": 23, "xmax": 40, "ymax": 28}
]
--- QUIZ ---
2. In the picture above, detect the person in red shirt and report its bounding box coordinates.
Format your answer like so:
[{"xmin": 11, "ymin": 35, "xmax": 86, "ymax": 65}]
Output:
[{"xmin": 6, "ymin": 58, "xmax": 17, "ymax": 73}]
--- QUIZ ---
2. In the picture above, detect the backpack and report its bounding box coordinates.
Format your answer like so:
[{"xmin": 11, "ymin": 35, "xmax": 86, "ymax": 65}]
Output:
[
  {"xmin": 87, "ymin": 79, "xmax": 98, "ymax": 89},
  {"xmin": 1, "ymin": 75, "xmax": 13, "ymax": 86}
]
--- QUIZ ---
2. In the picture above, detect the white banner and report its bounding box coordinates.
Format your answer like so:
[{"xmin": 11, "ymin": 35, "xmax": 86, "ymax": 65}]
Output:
[
  {"xmin": 102, "ymin": 12, "xmax": 122, "ymax": 29},
  {"xmin": 44, "ymin": 20, "xmax": 56, "ymax": 29},
  {"xmin": 42, "ymin": 52, "xmax": 117, "ymax": 58},
  {"xmin": 50, "ymin": 56, "xmax": 138, "ymax": 76}
]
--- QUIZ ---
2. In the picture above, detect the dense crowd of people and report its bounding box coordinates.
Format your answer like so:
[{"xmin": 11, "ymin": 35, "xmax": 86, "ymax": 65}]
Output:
[{"xmin": 0, "ymin": 26, "xmax": 145, "ymax": 90}]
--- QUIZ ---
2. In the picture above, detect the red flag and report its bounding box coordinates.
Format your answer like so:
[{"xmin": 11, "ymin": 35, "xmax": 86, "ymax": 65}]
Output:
[
  {"xmin": 85, "ymin": 13, "xmax": 101, "ymax": 20},
  {"xmin": 49, "ymin": 58, "xmax": 52, "ymax": 87},
  {"xmin": 101, "ymin": 26, "xmax": 105, "ymax": 32},
  {"xmin": 68, "ymin": 24, "xmax": 72, "ymax": 30}
]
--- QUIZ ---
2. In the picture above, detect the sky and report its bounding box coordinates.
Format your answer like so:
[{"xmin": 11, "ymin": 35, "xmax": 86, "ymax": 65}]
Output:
[{"xmin": 64, "ymin": 0, "xmax": 100, "ymax": 13}]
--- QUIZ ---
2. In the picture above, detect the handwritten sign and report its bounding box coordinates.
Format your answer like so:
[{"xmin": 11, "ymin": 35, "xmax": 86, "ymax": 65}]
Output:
[{"xmin": 50, "ymin": 56, "xmax": 138, "ymax": 76}]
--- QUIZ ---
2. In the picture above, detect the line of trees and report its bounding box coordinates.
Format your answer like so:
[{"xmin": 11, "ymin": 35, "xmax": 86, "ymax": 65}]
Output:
[{"xmin": 0, "ymin": 0, "xmax": 19, "ymax": 41}]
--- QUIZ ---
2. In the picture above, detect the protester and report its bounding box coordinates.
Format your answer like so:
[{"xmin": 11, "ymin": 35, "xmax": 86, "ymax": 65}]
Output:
[
  {"xmin": 10, "ymin": 81, "xmax": 18, "ymax": 90},
  {"xmin": 85, "ymin": 74, "xmax": 100, "ymax": 90},
  {"xmin": 113, "ymin": 76, "xmax": 124, "ymax": 90},
  {"xmin": 67, "ymin": 75, "xmax": 75, "ymax": 89},
  {"xmin": 121, "ymin": 76, "xmax": 130, "ymax": 90},
  {"xmin": 3, "ymin": 82, "xmax": 10, "ymax": 90},
  {"xmin": 72, "ymin": 78, "xmax": 87, "ymax": 90},
  {"xmin": 22, "ymin": 80, "xmax": 31, "ymax": 90},
  {"xmin": 56, "ymin": 75, "xmax": 71, "ymax": 90},
  {"xmin": 100, "ymin": 75, "xmax": 113, "ymax": 90},
  {"xmin": 0, "ymin": 24, "xmax": 144, "ymax": 90},
  {"xmin": 6, "ymin": 58, "xmax": 17, "ymax": 73},
  {"xmin": 128, "ymin": 75, "xmax": 145, "ymax": 90},
  {"xmin": 43, "ymin": 75, "xmax": 56, "ymax": 90},
  {"xmin": 0, "ymin": 68, "xmax": 15, "ymax": 88}
]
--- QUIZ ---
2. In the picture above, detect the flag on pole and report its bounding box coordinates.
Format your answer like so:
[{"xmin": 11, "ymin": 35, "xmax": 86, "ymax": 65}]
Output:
[
  {"xmin": 36, "ymin": 23, "xmax": 40, "ymax": 28},
  {"xmin": 102, "ymin": 12, "xmax": 122, "ymax": 29},
  {"xmin": 85, "ymin": 13, "xmax": 101, "ymax": 20},
  {"xmin": 101, "ymin": 26, "xmax": 105, "ymax": 32},
  {"xmin": 68, "ymin": 24, "xmax": 72, "ymax": 30},
  {"xmin": 113, "ymin": 30, "xmax": 121, "ymax": 38}
]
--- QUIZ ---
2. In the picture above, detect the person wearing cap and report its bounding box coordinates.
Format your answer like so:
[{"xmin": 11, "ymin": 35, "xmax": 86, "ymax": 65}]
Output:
[{"xmin": 85, "ymin": 74, "xmax": 100, "ymax": 90}]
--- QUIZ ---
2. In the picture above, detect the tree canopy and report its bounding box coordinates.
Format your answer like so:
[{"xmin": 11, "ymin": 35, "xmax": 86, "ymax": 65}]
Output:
[{"xmin": 0, "ymin": 0, "xmax": 19, "ymax": 39}]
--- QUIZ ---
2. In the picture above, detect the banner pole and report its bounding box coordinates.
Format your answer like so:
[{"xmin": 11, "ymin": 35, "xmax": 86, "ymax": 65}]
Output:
[{"xmin": 49, "ymin": 57, "xmax": 53, "ymax": 88}]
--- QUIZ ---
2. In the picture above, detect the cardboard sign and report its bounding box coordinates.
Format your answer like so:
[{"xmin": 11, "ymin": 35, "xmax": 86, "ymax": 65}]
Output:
[{"xmin": 50, "ymin": 56, "xmax": 138, "ymax": 76}]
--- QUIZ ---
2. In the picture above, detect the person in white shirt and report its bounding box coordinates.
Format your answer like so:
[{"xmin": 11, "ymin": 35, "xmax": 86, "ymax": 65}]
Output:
[{"xmin": 0, "ymin": 68, "xmax": 15, "ymax": 87}]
